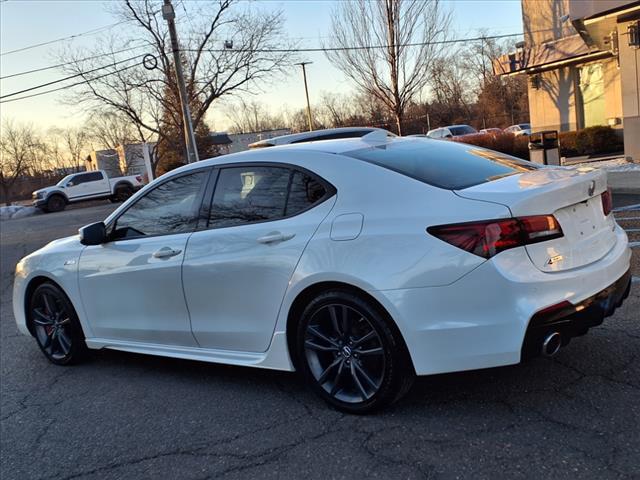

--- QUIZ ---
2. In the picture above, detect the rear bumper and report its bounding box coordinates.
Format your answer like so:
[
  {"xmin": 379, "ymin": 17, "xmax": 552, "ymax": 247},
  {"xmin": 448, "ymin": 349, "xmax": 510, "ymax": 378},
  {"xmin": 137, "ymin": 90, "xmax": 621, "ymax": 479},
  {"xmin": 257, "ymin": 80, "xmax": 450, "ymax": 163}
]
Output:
[
  {"xmin": 521, "ymin": 268, "xmax": 632, "ymax": 359},
  {"xmin": 374, "ymin": 224, "xmax": 631, "ymax": 376}
]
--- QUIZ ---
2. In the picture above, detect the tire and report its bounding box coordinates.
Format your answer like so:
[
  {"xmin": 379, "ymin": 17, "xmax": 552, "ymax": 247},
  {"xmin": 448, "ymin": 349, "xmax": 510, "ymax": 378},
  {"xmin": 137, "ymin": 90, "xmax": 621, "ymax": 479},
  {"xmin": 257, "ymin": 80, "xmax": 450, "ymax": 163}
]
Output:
[
  {"xmin": 113, "ymin": 184, "xmax": 134, "ymax": 202},
  {"xmin": 296, "ymin": 290, "xmax": 414, "ymax": 414},
  {"xmin": 27, "ymin": 282, "xmax": 89, "ymax": 366},
  {"xmin": 45, "ymin": 195, "xmax": 66, "ymax": 213}
]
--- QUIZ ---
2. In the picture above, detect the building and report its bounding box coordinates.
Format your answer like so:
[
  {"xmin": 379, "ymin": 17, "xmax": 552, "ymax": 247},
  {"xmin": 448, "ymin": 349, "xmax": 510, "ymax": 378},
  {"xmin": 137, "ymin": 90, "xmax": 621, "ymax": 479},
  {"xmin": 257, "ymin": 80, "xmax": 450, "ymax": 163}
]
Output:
[
  {"xmin": 494, "ymin": 0, "xmax": 640, "ymax": 161},
  {"xmin": 86, "ymin": 149, "xmax": 121, "ymax": 178},
  {"xmin": 227, "ymin": 129, "xmax": 291, "ymax": 154},
  {"xmin": 86, "ymin": 143, "xmax": 156, "ymax": 180},
  {"xmin": 208, "ymin": 132, "xmax": 233, "ymax": 155}
]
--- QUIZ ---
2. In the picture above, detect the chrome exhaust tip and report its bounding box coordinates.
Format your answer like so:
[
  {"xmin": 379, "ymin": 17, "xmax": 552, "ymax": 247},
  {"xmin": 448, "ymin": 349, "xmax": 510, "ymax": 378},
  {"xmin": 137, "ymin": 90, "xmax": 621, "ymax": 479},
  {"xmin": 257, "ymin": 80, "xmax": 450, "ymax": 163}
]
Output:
[{"xmin": 542, "ymin": 332, "xmax": 562, "ymax": 357}]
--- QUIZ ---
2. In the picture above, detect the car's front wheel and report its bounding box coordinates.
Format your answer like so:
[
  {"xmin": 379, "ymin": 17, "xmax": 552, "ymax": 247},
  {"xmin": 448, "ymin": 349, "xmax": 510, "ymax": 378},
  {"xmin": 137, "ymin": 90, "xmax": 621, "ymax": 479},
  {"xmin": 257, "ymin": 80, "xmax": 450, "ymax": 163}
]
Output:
[
  {"xmin": 45, "ymin": 195, "xmax": 66, "ymax": 213},
  {"xmin": 296, "ymin": 290, "xmax": 413, "ymax": 413},
  {"xmin": 28, "ymin": 282, "xmax": 88, "ymax": 365}
]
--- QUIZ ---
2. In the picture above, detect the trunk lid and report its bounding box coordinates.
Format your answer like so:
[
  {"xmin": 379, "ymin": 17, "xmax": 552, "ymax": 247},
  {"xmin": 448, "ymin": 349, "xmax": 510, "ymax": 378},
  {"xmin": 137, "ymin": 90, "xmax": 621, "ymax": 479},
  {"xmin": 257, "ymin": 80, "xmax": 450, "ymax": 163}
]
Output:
[{"xmin": 456, "ymin": 167, "xmax": 617, "ymax": 272}]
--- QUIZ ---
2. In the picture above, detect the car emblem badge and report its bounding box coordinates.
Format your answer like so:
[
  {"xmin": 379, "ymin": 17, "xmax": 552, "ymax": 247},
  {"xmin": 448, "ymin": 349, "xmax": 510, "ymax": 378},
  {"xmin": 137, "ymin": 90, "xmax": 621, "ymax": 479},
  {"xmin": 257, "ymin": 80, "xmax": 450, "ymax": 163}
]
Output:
[
  {"xmin": 547, "ymin": 255, "xmax": 563, "ymax": 265},
  {"xmin": 588, "ymin": 180, "xmax": 595, "ymax": 197},
  {"xmin": 342, "ymin": 346, "xmax": 352, "ymax": 358}
]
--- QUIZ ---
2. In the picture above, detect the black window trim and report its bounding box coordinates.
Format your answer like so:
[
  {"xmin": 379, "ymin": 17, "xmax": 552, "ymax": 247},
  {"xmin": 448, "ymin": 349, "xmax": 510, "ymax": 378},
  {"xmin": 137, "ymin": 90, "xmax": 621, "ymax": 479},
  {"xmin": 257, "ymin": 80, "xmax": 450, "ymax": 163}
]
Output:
[
  {"xmin": 104, "ymin": 166, "xmax": 214, "ymax": 243},
  {"xmin": 199, "ymin": 161, "xmax": 336, "ymax": 232},
  {"xmin": 72, "ymin": 171, "xmax": 104, "ymax": 185}
]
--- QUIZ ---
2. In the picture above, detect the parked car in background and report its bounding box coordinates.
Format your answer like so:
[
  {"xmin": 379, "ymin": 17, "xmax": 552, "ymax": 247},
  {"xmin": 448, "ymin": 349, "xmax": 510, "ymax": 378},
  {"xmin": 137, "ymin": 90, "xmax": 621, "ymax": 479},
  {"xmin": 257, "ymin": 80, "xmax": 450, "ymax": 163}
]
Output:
[
  {"xmin": 14, "ymin": 135, "xmax": 630, "ymax": 413},
  {"xmin": 32, "ymin": 170, "xmax": 144, "ymax": 213},
  {"xmin": 504, "ymin": 123, "xmax": 532, "ymax": 136},
  {"xmin": 426, "ymin": 125, "xmax": 478, "ymax": 139},
  {"xmin": 248, "ymin": 126, "xmax": 395, "ymax": 148},
  {"xmin": 480, "ymin": 128, "xmax": 503, "ymax": 135}
]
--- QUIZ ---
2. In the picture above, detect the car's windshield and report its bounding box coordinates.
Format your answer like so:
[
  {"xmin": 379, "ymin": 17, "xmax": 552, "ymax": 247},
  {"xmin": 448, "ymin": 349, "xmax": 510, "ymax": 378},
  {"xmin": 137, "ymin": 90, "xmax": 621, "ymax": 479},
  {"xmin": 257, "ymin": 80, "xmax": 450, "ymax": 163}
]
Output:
[
  {"xmin": 345, "ymin": 140, "xmax": 539, "ymax": 190},
  {"xmin": 56, "ymin": 174, "xmax": 74, "ymax": 187},
  {"xmin": 519, "ymin": 123, "xmax": 531, "ymax": 129},
  {"xmin": 449, "ymin": 125, "xmax": 476, "ymax": 136}
]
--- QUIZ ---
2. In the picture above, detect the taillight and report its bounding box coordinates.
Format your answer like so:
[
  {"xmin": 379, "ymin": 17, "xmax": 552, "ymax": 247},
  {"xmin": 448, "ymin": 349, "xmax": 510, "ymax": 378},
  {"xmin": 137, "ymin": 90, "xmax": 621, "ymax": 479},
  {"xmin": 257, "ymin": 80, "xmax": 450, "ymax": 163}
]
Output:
[
  {"xmin": 601, "ymin": 188, "xmax": 612, "ymax": 216},
  {"xmin": 427, "ymin": 215, "xmax": 563, "ymax": 259}
]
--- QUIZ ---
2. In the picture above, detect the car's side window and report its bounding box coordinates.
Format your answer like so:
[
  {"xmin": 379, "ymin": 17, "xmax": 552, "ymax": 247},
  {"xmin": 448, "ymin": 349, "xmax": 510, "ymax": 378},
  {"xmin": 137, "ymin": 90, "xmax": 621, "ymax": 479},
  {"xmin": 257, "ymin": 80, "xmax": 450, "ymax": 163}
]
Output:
[
  {"xmin": 286, "ymin": 171, "xmax": 327, "ymax": 216},
  {"xmin": 73, "ymin": 172, "xmax": 101, "ymax": 185},
  {"xmin": 208, "ymin": 166, "xmax": 290, "ymax": 229},
  {"xmin": 112, "ymin": 170, "xmax": 208, "ymax": 239},
  {"xmin": 207, "ymin": 165, "xmax": 332, "ymax": 229}
]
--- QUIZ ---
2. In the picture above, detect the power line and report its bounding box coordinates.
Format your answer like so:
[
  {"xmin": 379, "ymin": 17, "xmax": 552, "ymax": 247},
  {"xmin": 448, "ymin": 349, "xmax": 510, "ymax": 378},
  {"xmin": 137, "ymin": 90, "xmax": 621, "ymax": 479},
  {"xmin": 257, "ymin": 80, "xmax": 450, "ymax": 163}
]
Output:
[
  {"xmin": 0, "ymin": 21, "xmax": 128, "ymax": 56},
  {"xmin": 0, "ymin": 30, "xmax": 530, "ymax": 105},
  {"xmin": 0, "ymin": 54, "xmax": 145, "ymax": 99},
  {"xmin": 0, "ymin": 63, "xmax": 141, "ymax": 104},
  {"xmin": 190, "ymin": 32, "xmax": 525, "ymax": 54},
  {"xmin": 0, "ymin": 43, "xmax": 150, "ymax": 80}
]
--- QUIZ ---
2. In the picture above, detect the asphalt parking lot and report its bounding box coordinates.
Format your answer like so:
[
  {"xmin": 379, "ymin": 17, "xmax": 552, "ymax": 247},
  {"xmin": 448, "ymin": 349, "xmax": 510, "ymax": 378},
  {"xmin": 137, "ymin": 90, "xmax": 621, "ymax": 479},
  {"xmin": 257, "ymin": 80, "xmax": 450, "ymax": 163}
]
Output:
[{"xmin": 1, "ymin": 198, "xmax": 639, "ymax": 479}]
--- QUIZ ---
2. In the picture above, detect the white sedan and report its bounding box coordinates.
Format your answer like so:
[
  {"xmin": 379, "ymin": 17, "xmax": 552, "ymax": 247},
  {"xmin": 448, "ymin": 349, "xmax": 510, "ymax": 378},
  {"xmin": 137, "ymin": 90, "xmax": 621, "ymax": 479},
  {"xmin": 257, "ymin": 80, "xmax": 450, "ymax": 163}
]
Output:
[{"xmin": 13, "ymin": 133, "xmax": 632, "ymax": 413}]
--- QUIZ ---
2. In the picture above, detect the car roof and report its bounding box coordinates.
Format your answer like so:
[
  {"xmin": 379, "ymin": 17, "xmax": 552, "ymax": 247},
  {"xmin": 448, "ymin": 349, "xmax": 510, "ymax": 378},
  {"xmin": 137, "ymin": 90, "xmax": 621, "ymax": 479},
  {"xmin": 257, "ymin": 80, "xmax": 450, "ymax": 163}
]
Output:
[
  {"xmin": 248, "ymin": 126, "xmax": 393, "ymax": 148},
  {"xmin": 174, "ymin": 132, "xmax": 511, "ymax": 178},
  {"xmin": 166, "ymin": 132, "xmax": 403, "ymax": 174}
]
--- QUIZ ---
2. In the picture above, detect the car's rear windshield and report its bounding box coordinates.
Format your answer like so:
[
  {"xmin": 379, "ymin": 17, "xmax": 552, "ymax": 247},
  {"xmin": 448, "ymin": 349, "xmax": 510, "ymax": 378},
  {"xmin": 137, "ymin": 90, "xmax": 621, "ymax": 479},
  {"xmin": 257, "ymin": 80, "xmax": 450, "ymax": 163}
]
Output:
[
  {"xmin": 345, "ymin": 140, "xmax": 539, "ymax": 190},
  {"xmin": 449, "ymin": 125, "xmax": 476, "ymax": 135}
]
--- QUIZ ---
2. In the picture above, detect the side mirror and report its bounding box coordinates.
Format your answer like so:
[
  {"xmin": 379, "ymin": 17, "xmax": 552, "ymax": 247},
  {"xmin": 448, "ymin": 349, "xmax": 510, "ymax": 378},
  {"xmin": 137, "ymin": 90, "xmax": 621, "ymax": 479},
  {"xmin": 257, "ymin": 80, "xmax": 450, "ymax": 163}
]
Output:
[
  {"xmin": 66, "ymin": 181, "xmax": 74, "ymax": 187},
  {"xmin": 79, "ymin": 222, "xmax": 107, "ymax": 246}
]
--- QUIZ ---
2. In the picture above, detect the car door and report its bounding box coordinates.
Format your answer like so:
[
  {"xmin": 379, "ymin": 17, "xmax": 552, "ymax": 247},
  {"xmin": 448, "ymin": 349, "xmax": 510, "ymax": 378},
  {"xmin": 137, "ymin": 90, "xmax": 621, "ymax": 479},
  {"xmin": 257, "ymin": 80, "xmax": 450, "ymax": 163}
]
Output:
[
  {"xmin": 83, "ymin": 171, "xmax": 110, "ymax": 197},
  {"xmin": 78, "ymin": 168, "xmax": 210, "ymax": 346},
  {"xmin": 63, "ymin": 173, "xmax": 86, "ymax": 199},
  {"xmin": 183, "ymin": 163, "xmax": 336, "ymax": 352}
]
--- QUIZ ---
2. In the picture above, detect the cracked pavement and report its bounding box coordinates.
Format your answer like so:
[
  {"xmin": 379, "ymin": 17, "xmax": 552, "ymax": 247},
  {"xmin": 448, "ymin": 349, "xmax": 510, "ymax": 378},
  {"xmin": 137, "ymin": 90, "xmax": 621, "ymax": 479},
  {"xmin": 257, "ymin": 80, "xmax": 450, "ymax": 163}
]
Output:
[{"xmin": 1, "ymin": 198, "xmax": 639, "ymax": 479}]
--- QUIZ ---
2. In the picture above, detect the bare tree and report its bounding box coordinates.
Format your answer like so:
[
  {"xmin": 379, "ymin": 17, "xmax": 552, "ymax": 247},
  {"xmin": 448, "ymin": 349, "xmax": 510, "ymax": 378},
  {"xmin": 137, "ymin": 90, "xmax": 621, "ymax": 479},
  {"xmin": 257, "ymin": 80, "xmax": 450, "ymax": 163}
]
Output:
[
  {"xmin": 85, "ymin": 111, "xmax": 139, "ymax": 150},
  {"xmin": 45, "ymin": 127, "xmax": 90, "ymax": 173},
  {"xmin": 325, "ymin": 0, "xmax": 450, "ymax": 135},
  {"xmin": 61, "ymin": 0, "xmax": 293, "ymax": 173},
  {"xmin": 0, "ymin": 120, "xmax": 45, "ymax": 205},
  {"xmin": 223, "ymin": 98, "xmax": 286, "ymax": 133}
]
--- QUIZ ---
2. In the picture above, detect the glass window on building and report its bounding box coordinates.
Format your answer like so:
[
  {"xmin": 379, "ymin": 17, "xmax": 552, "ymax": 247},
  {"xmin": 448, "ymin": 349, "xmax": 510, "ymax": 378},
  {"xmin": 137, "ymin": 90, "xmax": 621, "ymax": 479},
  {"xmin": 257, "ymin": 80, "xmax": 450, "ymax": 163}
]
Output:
[{"xmin": 578, "ymin": 63, "xmax": 605, "ymax": 128}]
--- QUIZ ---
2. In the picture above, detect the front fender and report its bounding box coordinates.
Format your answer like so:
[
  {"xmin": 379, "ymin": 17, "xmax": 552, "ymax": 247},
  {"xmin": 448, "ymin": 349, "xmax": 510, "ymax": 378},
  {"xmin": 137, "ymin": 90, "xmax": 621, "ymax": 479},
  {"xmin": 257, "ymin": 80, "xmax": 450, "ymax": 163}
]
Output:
[
  {"xmin": 44, "ymin": 189, "xmax": 68, "ymax": 203},
  {"xmin": 13, "ymin": 245, "xmax": 92, "ymax": 339}
]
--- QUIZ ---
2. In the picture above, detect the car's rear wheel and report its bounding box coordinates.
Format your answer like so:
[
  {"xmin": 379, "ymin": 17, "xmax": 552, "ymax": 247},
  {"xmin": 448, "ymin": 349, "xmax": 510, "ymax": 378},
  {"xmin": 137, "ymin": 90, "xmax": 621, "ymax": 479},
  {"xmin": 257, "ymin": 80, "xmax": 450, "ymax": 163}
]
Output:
[
  {"xmin": 45, "ymin": 195, "xmax": 66, "ymax": 213},
  {"xmin": 296, "ymin": 290, "xmax": 413, "ymax": 413},
  {"xmin": 28, "ymin": 282, "xmax": 88, "ymax": 365},
  {"xmin": 112, "ymin": 184, "xmax": 134, "ymax": 202}
]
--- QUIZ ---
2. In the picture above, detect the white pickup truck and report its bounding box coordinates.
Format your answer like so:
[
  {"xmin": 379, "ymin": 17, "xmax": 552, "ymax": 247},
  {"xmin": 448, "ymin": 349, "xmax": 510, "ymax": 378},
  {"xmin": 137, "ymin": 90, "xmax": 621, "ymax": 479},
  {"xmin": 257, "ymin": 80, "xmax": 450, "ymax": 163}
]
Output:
[{"xmin": 32, "ymin": 170, "xmax": 144, "ymax": 213}]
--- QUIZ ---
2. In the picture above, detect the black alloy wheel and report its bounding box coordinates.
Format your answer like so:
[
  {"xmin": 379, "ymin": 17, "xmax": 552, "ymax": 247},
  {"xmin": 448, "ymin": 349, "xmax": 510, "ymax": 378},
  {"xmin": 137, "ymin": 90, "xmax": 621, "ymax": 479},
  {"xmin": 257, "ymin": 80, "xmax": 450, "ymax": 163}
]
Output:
[
  {"xmin": 28, "ymin": 283, "xmax": 88, "ymax": 365},
  {"xmin": 297, "ymin": 290, "xmax": 413, "ymax": 413},
  {"xmin": 114, "ymin": 185, "xmax": 134, "ymax": 202},
  {"xmin": 45, "ymin": 195, "xmax": 66, "ymax": 213}
]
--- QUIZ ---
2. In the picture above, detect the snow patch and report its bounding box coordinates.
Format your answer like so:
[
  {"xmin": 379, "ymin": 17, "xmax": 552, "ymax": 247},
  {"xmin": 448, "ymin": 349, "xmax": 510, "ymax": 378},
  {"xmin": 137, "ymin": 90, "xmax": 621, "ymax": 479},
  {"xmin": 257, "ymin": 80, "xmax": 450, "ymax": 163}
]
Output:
[
  {"xmin": 568, "ymin": 158, "xmax": 640, "ymax": 172},
  {"xmin": 0, "ymin": 205, "xmax": 41, "ymax": 221}
]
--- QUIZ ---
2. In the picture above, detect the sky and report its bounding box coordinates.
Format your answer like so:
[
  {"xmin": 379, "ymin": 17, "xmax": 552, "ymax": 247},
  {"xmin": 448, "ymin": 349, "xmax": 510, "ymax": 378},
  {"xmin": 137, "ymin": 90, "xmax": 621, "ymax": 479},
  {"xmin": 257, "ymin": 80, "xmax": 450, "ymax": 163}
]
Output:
[{"xmin": 0, "ymin": 0, "xmax": 524, "ymax": 132}]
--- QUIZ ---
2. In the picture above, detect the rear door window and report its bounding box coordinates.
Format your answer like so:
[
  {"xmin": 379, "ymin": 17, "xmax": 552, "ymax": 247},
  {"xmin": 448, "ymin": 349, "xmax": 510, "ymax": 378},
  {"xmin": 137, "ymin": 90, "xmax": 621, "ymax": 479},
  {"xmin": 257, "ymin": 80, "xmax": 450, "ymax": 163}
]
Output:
[
  {"xmin": 208, "ymin": 165, "xmax": 334, "ymax": 229},
  {"xmin": 346, "ymin": 140, "xmax": 539, "ymax": 190}
]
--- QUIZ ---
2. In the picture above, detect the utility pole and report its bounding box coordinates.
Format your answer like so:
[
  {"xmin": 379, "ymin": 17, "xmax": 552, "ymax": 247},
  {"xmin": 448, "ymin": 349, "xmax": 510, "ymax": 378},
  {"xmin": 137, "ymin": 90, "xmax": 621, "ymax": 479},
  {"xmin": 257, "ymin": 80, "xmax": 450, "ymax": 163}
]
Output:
[
  {"xmin": 295, "ymin": 62, "xmax": 314, "ymax": 131},
  {"xmin": 162, "ymin": 0, "xmax": 199, "ymax": 163}
]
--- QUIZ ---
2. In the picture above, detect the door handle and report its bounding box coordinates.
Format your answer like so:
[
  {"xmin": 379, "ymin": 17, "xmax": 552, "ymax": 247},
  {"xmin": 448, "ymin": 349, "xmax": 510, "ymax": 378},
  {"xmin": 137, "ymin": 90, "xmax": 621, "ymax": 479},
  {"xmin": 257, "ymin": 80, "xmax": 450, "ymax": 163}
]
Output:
[
  {"xmin": 256, "ymin": 232, "xmax": 296, "ymax": 244},
  {"xmin": 152, "ymin": 247, "xmax": 182, "ymax": 259}
]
